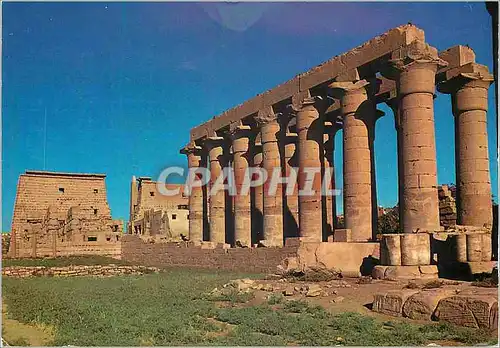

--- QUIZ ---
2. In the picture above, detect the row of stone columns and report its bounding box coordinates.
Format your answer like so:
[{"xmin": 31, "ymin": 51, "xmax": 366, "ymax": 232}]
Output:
[
  {"xmin": 182, "ymin": 45, "xmax": 493, "ymax": 248},
  {"xmin": 182, "ymin": 91, "xmax": 379, "ymax": 246}
]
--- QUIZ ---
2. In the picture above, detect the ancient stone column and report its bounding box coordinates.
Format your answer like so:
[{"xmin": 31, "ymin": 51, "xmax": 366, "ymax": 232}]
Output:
[
  {"xmin": 329, "ymin": 80, "xmax": 375, "ymax": 241},
  {"xmin": 438, "ymin": 64, "xmax": 494, "ymax": 228},
  {"xmin": 387, "ymin": 98, "xmax": 405, "ymax": 232},
  {"xmin": 205, "ymin": 137, "xmax": 226, "ymax": 244},
  {"xmin": 231, "ymin": 124, "xmax": 252, "ymax": 247},
  {"xmin": 252, "ymin": 137, "xmax": 264, "ymax": 243},
  {"xmin": 224, "ymin": 144, "xmax": 234, "ymax": 246},
  {"xmin": 284, "ymin": 132, "xmax": 299, "ymax": 238},
  {"xmin": 256, "ymin": 108, "xmax": 284, "ymax": 246},
  {"xmin": 323, "ymin": 123, "xmax": 340, "ymax": 239},
  {"xmin": 293, "ymin": 94, "xmax": 325, "ymax": 242},
  {"xmin": 389, "ymin": 42, "xmax": 447, "ymax": 233},
  {"xmin": 368, "ymin": 110, "xmax": 384, "ymax": 239},
  {"xmin": 181, "ymin": 143, "xmax": 204, "ymax": 242}
]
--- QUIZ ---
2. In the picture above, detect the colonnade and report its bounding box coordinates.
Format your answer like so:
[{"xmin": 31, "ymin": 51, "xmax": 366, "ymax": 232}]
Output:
[{"xmin": 181, "ymin": 41, "xmax": 494, "ymax": 250}]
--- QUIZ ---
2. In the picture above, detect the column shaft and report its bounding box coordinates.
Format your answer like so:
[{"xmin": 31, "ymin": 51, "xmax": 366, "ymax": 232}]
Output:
[
  {"xmin": 388, "ymin": 101, "xmax": 405, "ymax": 232},
  {"xmin": 447, "ymin": 75, "xmax": 493, "ymax": 228},
  {"xmin": 252, "ymin": 142, "xmax": 264, "ymax": 243},
  {"xmin": 284, "ymin": 136, "xmax": 299, "ymax": 238},
  {"xmin": 397, "ymin": 62, "xmax": 441, "ymax": 232},
  {"xmin": 232, "ymin": 128, "xmax": 252, "ymax": 246},
  {"xmin": 261, "ymin": 119, "xmax": 283, "ymax": 246},
  {"xmin": 368, "ymin": 115, "xmax": 380, "ymax": 239},
  {"xmin": 187, "ymin": 151, "xmax": 204, "ymax": 242},
  {"xmin": 323, "ymin": 133, "xmax": 336, "ymax": 239},
  {"xmin": 330, "ymin": 81, "xmax": 373, "ymax": 241},
  {"xmin": 207, "ymin": 139, "xmax": 226, "ymax": 244},
  {"xmin": 296, "ymin": 99, "xmax": 323, "ymax": 242}
]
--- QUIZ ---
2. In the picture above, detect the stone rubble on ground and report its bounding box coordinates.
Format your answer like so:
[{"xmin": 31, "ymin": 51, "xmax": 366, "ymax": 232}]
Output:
[
  {"xmin": 2, "ymin": 265, "xmax": 160, "ymax": 277},
  {"xmin": 331, "ymin": 296, "xmax": 345, "ymax": 303},
  {"xmin": 305, "ymin": 284, "xmax": 323, "ymax": 297},
  {"xmin": 372, "ymin": 287, "xmax": 498, "ymax": 330}
]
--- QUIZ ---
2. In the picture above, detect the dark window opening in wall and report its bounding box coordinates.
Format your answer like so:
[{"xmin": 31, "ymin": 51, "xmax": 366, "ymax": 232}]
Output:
[
  {"xmin": 93, "ymin": 209, "xmax": 98, "ymax": 215},
  {"xmin": 87, "ymin": 236, "xmax": 97, "ymax": 242},
  {"xmin": 106, "ymin": 237, "xmax": 111, "ymax": 241},
  {"xmin": 94, "ymin": 189, "xmax": 99, "ymax": 193},
  {"xmin": 116, "ymin": 236, "xmax": 119, "ymax": 241},
  {"xmin": 187, "ymin": 214, "xmax": 190, "ymax": 220},
  {"xmin": 59, "ymin": 187, "xmax": 65, "ymax": 193},
  {"xmin": 150, "ymin": 191, "xmax": 155, "ymax": 197},
  {"xmin": 172, "ymin": 214, "xmax": 177, "ymax": 220},
  {"xmin": 177, "ymin": 204, "xmax": 188, "ymax": 210}
]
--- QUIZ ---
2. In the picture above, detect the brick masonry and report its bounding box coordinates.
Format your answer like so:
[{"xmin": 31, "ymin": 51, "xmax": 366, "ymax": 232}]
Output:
[
  {"xmin": 121, "ymin": 235, "xmax": 299, "ymax": 273},
  {"xmin": 128, "ymin": 177, "xmax": 189, "ymax": 240},
  {"xmin": 438, "ymin": 185, "xmax": 457, "ymax": 227},
  {"xmin": 2, "ymin": 264, "xmax": 160, "ymax": 277},
  {"xmin": 9, "ymin": 171, "xmax": 122, "ymax": 258}
]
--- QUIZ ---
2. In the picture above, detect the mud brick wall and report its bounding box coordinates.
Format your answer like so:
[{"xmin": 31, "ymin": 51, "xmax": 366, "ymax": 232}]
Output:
[
  {"xmin": 9, "ymin": 171, "xmax": 120, "ymax": 258},
  {"xmin": 121, "ymin": 235, "xmax": 299, "ymax": 273},
  {"xmin": 55, "ymin": 241, "xmax": 122, "ymax": 258}
]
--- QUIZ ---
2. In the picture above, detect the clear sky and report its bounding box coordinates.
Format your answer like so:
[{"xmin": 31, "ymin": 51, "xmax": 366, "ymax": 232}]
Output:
[{"xmin": 3, "ymin": 2, "xmax": 498, "ymax": 231}]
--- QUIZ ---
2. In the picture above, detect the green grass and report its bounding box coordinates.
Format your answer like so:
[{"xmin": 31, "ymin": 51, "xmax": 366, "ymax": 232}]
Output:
[
  {"xmin": 2, "ymin": 255, "xmax": 130, "ymax": 267},
  {"xmin": 2, "ymin": 269, "xmax": 497, "ymax": 346}
]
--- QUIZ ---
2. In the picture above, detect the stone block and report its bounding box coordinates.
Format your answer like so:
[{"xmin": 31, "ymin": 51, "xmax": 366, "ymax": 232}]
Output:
[
  {"xmin": 380, "ymin": 234, "xmax": 402, "ymax": 265},
  {"xmin": 434, "ymin": 295, "xmax": 498, "ymax": 329},
  {"xmin": 384, "ymin": 265, "xmax": 421, "ymax": 280},
  {"xmin": 372, "ymin": 289, "xmax": 420, "ymax": 317},
  {"xmin": 419, "ymin": 265, "xmax": 439, "ymax": 275},
  {"xmin": 402, "ymin": 289, "xmax": 456, "ymax": 321},
  {"xmin": 200, "ymin": 242, "xmax": 217, "ymax": 249},
  {"xmin": 295, "ymin": 242, "xmax": 380, "ymax": 278},
  {"xmin": 468, "ymin": 261, "xmax": 495, "ymax": 275},
  {"xmin": 373, "ymin": 265, "xmax": 438, "ymax": 280},
  {"xmin": 333, "ymin": 229, "xmax": 352, "ymax": 242},
  {"xmin": 285, "ymin": 237, "xmax": 301, "ymax": 247},
  {"xmin": 372, "ymin": 265, "xmax": 388, "ymax": 279}
]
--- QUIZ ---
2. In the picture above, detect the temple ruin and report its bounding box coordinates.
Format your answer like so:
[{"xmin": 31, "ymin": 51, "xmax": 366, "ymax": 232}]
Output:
[
  {"xmin": 179, "ymin": 24, "xmax": 495, "ymax": 279},
  {"xmin": 127, "ymin": 176, "xmax": 189, "ymax": 241},
  {"xmin": 6, "ymin": 25, "xmax": 495, "ymax": 281},
  {"xmin": 8, "ymin": 171, "xmax": 123, "ymax": 258}
]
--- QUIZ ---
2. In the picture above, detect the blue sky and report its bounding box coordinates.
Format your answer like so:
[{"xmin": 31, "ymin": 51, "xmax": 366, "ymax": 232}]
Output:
[{"xmin": 3, "ymin": 2, "xmax": 498, "ymax": 231}]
